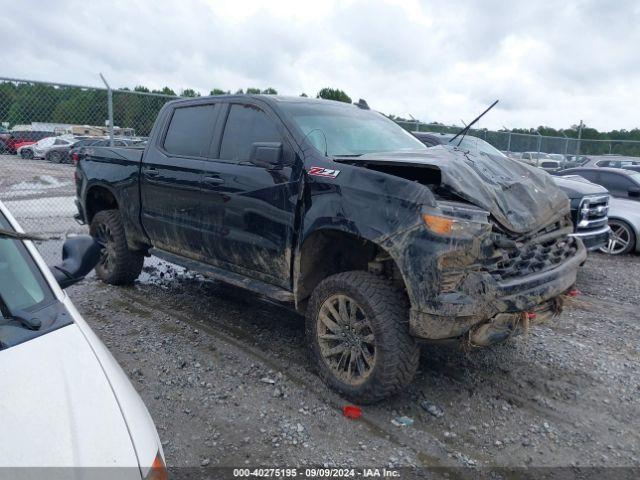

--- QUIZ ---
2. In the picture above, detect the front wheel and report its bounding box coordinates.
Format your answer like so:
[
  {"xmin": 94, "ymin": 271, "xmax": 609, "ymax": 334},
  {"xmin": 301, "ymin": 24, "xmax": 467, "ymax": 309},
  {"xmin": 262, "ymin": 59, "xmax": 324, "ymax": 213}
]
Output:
[
  {"xmin": 90, "ymin": 209, "xmax": 144, "ymax": 284},
  {"xmin": 21, "ymin": 149, "xmax": 33, "ymax": 159},
  {"xmin": 599, "ymin": 219, "xmax": 636, "ymax": 255},
  {"xmin": 306, "ymin": 271, "xmax": 419, "ymax": 404}
]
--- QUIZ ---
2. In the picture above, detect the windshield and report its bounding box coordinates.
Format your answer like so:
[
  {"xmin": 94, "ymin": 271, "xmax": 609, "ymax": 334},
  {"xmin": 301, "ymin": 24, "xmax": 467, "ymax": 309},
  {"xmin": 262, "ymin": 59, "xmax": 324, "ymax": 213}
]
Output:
[
  {"xmin": 0, "ymin": 213, "xmax": 53, "ymax": 314},
  {"xmin": 280, "ymin": 102, "xmax": 426, "ymax": 156}
]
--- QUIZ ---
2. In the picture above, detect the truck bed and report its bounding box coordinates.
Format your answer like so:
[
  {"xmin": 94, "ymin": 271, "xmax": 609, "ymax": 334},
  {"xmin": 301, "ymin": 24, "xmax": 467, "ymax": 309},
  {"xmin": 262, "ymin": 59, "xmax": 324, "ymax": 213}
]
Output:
[{"xmin": 86, "ymin": 146, "xmax": 144, "ymax": 164}]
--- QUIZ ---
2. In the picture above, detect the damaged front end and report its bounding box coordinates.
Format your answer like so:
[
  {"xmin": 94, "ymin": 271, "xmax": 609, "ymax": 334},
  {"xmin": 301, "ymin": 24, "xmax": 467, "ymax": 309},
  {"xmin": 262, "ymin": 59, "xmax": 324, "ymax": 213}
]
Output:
[
  {"xmin": 392, "ymin": 206, "xmax": 585, "ymax": 346},
  {"xmin": 337, "ymin": 147, "xmax": 586, "ymax": 346}
]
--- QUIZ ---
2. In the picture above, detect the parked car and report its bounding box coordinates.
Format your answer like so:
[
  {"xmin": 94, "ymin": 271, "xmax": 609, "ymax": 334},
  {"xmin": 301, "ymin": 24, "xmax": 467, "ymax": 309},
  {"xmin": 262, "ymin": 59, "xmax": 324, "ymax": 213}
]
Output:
[
  {"xmin": 557, "ymin": 167, "xmax": 640, "ymax": 200},
  {"xmin": 68, "ymin": 138, "xmax": 139, "ymax": 164},
  {"xmin": 622, "ymin": 165, "xmax": 640, "ymax": 173},
  {"xmin": 44, "ymin": 136, "xmax": 93, "ymax": 163},
  {"xmin": 602, "ymin": 197, "xmax": 640, "ymax": 255},
  {"xmin": 1, "ymin": 131, "xmax": 52, "ymax": 154},
  {"xmin": 563, "ymin": 155, "xmax": 590, "ymax": 169},
  {"xmin": 75, "ymin": 95, "xmax": 585, "ymax": 403},
  {"xmin": 19, "ymin": 135, "xmax": 77, "ymax": 160},
  {"xmin": 550, "ymin": 176, "xmax": 610, "ymax": 250},
  {"xmin": 580, "ymin": 155, "xmax": 640, "ymax": 169},
  {"xmin": 0, "ymin": 201, "xmax": 166, "ymax": 475},
  {"xmin": 413, "ymin": 132, "xmax": 610, "ymax": 250}
]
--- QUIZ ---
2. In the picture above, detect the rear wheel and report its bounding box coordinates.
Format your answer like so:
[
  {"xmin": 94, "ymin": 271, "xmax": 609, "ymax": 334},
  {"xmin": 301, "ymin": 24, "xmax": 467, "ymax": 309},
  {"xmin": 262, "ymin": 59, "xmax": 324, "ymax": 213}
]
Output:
[
  {"xmin": 599, "ymin": 219, "xmax": 635, "ymax": 255},
  {"xmin": 90, "ymin": 209, "xmax": 144, "ymax": 284},
  {"xmin": 49, "ymin": 150, "xmax": 63, "ymax": 163},
  {"xmin": 21, "ymin": 149, "xmax": 33, "ymax": 159},
  {"xmin": 306, "ymin": 271, "xmax": 419, "ymax": 404}
]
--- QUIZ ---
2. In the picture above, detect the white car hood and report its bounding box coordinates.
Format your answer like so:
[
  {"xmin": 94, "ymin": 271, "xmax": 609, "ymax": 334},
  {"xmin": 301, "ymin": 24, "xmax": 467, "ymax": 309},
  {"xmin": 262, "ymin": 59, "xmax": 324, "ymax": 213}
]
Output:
[{"xmin": 0, "ymin": 324, "xmax": 141, "ymax": 474}]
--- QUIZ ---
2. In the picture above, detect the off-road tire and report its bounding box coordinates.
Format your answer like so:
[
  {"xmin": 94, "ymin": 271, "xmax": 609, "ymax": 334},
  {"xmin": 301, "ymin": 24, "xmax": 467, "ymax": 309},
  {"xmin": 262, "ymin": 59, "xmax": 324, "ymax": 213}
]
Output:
[
  {"xmin": 90, "ymin": 209, "xmax": 144, "ymax": 285},
  {"xmin": 306, "ymin": 270, "xmax": 419, "ymax": 404}
]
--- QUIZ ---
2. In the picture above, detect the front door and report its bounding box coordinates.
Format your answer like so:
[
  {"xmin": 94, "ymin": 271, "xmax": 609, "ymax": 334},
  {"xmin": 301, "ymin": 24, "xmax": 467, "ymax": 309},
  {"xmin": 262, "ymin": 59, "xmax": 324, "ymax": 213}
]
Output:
[{"xmin": 198, "ymin": 102, "xmax": 299, "ymax": 288}]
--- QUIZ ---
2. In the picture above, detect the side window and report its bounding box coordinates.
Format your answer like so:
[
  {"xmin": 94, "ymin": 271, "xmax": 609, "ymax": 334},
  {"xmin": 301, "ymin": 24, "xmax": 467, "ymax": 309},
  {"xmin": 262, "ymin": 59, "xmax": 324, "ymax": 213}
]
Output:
[
  {"xmin": 219, "ymin": 104, "xmax": 281, "ymax": 162},
  {"xmin": 598, "ymin": 173, "xmax": 630, "ymax": 191},
  {"xmin": 164, "ymin": 105, "xmax": 216, "ymax": 157}
]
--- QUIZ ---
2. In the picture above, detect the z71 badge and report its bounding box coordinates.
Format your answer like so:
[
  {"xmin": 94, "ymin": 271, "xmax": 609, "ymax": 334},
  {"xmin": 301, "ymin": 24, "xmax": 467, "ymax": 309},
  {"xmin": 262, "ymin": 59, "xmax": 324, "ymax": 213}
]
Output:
[{"xmin": 308, "ymin": 166, "xmax": 340, "ymax": 178}]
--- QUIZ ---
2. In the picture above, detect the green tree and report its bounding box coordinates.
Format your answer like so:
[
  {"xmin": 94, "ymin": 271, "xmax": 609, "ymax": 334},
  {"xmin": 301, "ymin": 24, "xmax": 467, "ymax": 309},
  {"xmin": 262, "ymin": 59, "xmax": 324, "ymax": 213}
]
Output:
[
  {"xmin": 300, "ymin": 92, "xmax": 308, "ymax": 97},
  {"xmin": 246, "ymin": 87, "xmax": 261, "ymax": 94},
  {"xmin": 180, "ymin": 88, "xmax": 201, "ymax": 97},
  {"xmin": 210, "ymin": 88, "xmax": 227, "ymax": 95},
  {"xmin": 261, "ymin": 87, "xmax": 278, "ymax": 94},
  {"xmin": 317, "ymin": 87, "xmax": 351, "ymax": 103}
]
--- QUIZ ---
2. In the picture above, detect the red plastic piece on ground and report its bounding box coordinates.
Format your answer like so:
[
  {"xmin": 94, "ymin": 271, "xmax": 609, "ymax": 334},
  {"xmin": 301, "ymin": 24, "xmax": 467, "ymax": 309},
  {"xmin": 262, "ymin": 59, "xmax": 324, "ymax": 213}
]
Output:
[
  {"xmin": 526, "ymin": 312, "xmax": 537, "ymax": 320},
  {"xmin": 566, "ymin": 288, "xmax": 581, "ymax": 297},
  {"xmin": 342, "ymin": 406, "xmax": 362, "ymax": 419}
]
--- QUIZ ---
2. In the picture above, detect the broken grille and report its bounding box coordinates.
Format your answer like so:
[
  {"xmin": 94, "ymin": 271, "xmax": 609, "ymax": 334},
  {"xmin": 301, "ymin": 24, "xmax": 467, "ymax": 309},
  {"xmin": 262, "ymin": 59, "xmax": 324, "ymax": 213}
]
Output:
[{"xmin": 486, "ymin": 224, "xmax": 578, "ymax": 281}]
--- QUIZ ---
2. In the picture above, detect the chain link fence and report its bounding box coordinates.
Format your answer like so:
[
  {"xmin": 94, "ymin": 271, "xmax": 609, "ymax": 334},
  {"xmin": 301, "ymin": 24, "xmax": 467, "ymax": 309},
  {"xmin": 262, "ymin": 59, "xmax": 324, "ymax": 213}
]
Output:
[
  {"xmin": 1, "ymin": 76, "xmax": 639, "ymax": 262},
  {"xmin": 0, "ymin": 77, "xmax": 177, "ymax": 262},
  {"xmin": 396, "ymin": 121, "xmax": 640, "ymax": 158}
]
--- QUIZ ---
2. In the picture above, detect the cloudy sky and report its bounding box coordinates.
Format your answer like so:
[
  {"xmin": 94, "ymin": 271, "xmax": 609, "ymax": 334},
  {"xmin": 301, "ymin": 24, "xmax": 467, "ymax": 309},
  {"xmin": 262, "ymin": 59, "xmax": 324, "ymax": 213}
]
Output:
[{"xmin": 1, "ymin": 0, "xmax": 638, "ymax": 130}]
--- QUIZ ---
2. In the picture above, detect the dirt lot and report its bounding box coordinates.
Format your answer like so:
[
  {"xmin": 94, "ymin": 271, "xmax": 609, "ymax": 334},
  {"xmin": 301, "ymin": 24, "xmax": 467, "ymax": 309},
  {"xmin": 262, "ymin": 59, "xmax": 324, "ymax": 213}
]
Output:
[{"xmin": 64, "ymin": 251, "xmax": 640, "ymax": 475}]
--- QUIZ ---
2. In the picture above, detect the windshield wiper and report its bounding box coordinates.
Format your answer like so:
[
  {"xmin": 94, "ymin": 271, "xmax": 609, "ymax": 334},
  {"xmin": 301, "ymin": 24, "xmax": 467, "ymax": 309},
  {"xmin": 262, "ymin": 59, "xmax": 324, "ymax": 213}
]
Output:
[
  {"xmin": 0, "ymin": 292, "xmax": 41, "ymax": 330},
  {"xmin": 0, "ymin": 228, "xmax": 46, "ymax": 241},
  {"xmin": 449, "ymin": 99, "xmax": 499, "ymax": 147}
]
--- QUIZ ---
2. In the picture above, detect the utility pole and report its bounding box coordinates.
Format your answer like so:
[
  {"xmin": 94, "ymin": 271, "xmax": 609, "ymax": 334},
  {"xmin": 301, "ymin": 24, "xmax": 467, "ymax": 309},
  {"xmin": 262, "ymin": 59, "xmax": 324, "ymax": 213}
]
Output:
[{"xmin": 576, "ymin": 120, "xmax": 583, "ymax": 156}]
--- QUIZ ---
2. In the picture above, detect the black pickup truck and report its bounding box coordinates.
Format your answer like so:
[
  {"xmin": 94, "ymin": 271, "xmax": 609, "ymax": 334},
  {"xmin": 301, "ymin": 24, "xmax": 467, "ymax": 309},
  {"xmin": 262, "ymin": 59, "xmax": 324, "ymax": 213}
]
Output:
[{"xmin": 75, "ymin": 95, "xmax": 586, "ymax": 402}]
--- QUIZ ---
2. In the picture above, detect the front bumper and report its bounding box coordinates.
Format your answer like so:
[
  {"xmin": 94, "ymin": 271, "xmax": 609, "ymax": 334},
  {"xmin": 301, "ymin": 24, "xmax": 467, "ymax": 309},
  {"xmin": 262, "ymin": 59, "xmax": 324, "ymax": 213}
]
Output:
[
  {"xmin": 570, "ymin": 225, "xmax": 610, "ymax": 251},
  {"xmin": 409, "ymin": 239, "xmax": 587, "ymax": 340}
]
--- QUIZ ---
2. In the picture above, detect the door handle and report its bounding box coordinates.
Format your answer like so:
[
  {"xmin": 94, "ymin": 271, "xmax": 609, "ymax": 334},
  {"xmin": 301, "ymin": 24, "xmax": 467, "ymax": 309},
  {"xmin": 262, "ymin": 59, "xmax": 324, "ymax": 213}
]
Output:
[
  {"xmin": 146, "ymin": 167, "xmax": 160, "ymax": 177},
  {"xmin": 203, "ymin": 176, "xmax": 225, "ymax": 185}
]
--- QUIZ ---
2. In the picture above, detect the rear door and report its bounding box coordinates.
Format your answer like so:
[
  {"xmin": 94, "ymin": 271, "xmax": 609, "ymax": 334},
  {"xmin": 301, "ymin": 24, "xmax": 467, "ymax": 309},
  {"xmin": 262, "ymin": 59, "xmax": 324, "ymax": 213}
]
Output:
[
  {"xmin": 140, "ymin": 102, "xmax": 220, "ymax": 256},
  {"xmin": 198, "ymin": 101, "xmax": 299, "ymax": 288}
]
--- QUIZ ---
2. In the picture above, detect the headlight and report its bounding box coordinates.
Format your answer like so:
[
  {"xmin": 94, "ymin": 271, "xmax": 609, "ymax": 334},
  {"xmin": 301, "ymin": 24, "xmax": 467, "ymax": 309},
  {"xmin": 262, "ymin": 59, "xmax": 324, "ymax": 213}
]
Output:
[{"xmin": 422, "ymin": 201, "xmax": 491, "ymax": 237}]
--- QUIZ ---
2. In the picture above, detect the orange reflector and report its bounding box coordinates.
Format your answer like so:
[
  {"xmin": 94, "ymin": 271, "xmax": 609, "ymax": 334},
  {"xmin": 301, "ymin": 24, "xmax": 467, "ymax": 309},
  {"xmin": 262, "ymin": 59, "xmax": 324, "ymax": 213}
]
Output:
[
  {"xmin": 147, "ymin": 453, "xmax": 169, "ymax": 480},
  {"xmin": 422, "ymin": 214, "xmax": 455, "ymax": 235}
]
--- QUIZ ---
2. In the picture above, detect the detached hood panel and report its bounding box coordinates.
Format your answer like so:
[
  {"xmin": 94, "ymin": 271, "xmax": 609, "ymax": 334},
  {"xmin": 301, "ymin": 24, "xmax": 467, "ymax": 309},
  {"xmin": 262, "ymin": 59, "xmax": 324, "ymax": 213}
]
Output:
[{"xmin": 337, "ymin": 147, "xmax": 569, "ymax": 233}]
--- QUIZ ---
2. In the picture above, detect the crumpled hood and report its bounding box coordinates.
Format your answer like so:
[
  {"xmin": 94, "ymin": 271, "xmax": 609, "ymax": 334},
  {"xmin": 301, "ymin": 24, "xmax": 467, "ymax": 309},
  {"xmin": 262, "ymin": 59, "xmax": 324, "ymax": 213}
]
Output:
[
  {"xmin": 0, "ymin": 325, "xmax": 140, "ymax": 473},
  {"xmin": 337, "ymin": 146, "xmax": 570, "ymax": 233}
]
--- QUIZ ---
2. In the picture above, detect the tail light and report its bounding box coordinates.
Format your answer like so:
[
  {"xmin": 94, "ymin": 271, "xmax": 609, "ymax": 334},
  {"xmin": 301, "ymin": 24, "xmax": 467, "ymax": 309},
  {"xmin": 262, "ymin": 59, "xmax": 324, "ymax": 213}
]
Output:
[{"xmin": 71, "ymin": 152, "xmax": 79, "ymax": 164}]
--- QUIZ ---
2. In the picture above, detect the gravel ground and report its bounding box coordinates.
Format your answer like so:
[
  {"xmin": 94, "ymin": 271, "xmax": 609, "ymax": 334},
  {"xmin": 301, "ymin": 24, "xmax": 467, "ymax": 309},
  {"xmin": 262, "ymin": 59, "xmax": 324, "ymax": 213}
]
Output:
[{"xmin": 66, "ymin": 251, "xmax": 640, "ymax": 475}]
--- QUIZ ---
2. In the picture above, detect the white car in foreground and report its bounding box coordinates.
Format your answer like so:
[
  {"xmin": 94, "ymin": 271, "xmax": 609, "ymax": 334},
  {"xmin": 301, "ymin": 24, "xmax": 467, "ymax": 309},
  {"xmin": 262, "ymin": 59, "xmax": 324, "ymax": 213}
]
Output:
[{"xmin": 0, "ymin": 201, "xmax": 166, "ymax": 479}]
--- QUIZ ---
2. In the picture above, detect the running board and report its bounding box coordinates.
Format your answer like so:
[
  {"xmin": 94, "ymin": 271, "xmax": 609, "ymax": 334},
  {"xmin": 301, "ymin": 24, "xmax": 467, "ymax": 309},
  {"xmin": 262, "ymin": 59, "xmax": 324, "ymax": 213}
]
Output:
[{"xmin": 150, "ymin": 248, "xmax": 294, "ymax": 303}]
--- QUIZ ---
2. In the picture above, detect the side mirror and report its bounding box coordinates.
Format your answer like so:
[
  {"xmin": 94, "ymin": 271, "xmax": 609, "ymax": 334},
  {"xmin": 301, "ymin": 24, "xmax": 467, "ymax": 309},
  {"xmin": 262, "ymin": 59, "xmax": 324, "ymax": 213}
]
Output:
[
  {"xmin": 628, "ymin": 187, "xmax": 640, "ymax": 198},
  {"xmin": 249, "ymin": 142, "xmax": 283, "ymax": 169},
  {"xmin": 50, "ymin": 236, "xmax": 102, "ymax": 289}
]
